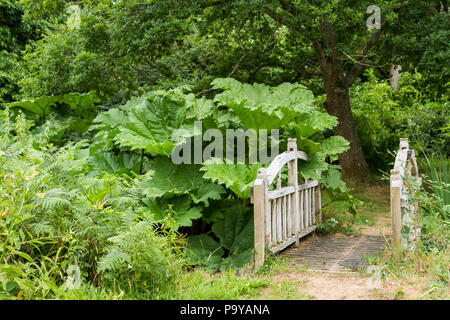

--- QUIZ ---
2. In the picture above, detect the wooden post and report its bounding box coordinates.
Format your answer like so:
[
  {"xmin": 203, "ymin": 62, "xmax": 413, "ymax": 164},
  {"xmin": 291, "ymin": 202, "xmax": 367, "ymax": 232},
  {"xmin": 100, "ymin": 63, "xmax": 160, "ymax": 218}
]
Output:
[
  {"xmin": 390, "ymin": 169, "xmax": 402, "ymax": 263},
  {"xmin": 287, "ymin": 138, "xmax": 299, "ymax": 245},
  {"xmin": 399, "ymin": 138, "xmax": 409, "ymax": 150},
  {"xmin": 315, "ymin": 170, "xmax": 322, "ymax": 224},
  {"xmin": 253, "ymin": 178, "xmax": 265, "ymax": 268},
  {"xmin": 315, "ymin": 186, "xmax": 322, "ymax": 224}
]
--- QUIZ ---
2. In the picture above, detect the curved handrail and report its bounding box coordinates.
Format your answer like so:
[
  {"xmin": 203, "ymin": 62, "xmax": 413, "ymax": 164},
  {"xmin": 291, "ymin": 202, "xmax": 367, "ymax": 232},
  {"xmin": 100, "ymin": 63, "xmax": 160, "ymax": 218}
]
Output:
[{"xmin": 256, "ymin": 150, "xmax": 308, "ymax": 185}]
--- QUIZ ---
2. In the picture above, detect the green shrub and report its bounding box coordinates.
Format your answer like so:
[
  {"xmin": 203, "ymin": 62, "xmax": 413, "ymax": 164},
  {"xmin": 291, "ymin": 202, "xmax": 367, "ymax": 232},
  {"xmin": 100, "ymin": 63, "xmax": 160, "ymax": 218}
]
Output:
[{"xmin": 351, "ymin": 71, "xmax": 449, "ymax": 172}]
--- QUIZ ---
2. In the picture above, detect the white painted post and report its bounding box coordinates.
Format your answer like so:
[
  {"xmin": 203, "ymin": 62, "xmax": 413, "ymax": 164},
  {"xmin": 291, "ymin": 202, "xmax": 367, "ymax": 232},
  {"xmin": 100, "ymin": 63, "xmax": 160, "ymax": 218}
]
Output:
[
  {"xmin": 253, "ymin": 178, "xmax": 265, "ymax": 268},
  {"xmin": 287, "ymin": 138, "xmax": 299, "ymax": 245},
  {"xmin": 390, "ymin": 169, "xmax": 402, "ymax": 263}
]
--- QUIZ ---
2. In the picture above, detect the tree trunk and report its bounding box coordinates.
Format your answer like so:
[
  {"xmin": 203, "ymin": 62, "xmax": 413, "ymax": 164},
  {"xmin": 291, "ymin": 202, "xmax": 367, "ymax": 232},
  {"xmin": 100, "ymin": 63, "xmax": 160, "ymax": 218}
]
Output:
[
  {"xmin": 322, "ymin": 74, "xmax": 370, "ymax": 182},
  {"xmin": 312, "ymin": 21, "xmax": 370, "ymax": 182}
]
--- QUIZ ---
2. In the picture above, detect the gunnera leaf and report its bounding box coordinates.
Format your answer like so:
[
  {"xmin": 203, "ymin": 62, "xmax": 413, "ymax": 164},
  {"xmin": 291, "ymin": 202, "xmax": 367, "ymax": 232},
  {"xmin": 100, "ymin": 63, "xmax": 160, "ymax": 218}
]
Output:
[
  {"xmin": 142, "ymin": 195, "xmax": 202, "ymax": 227},
  {"xmin": 211, "ymin": 203, "xmax": 254, "ymax": 267},
  {"xmin": 191, "ymin": 183, "xmax": 227, "ymax": 207},
  {"xmin": 186, "ymin": 234, "xmax": 224, "ymax": 266},
  {"xmin": 114, "ymin": 94, "xmax": 187, "ymax": 156},
  {"xmin": 88, "ymin": 151, "xmax": 141, "ymax": 175},
  {"xmin": 201, "ymin": 158, "xmax": 262, "ymax": 199},
  {"xmin": 140, "ymin": 157, "xmax": 205, "ymax": 198}
]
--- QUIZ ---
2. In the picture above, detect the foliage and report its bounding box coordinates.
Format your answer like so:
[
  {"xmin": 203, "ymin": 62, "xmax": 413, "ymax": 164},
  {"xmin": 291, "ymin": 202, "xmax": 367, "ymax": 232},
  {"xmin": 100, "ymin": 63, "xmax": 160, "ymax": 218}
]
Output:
[
  {"xmin": 0, "ymin": 0, "xmax": 44, "ymax": 102},
  {"xmin": 351, "ymin": 71, "xmax": 450, "ymax": 172},
  {"xmin": 0, "ymin": 115, "xmax": 188, "ymax": 299}
]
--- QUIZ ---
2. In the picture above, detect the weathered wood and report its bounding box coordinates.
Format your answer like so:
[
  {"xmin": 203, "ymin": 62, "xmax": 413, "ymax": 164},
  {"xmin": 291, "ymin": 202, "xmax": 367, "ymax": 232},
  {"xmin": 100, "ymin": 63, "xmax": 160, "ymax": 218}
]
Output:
[
  {"xmin": 266, "ymin": 194, "xmax": 272, "ymax": 246},
  {"xmin": 277, "ymin": 197, "xmax": 282, "ymax": 243},
  {"xmin": 306, "ymin": 188, "xmax": 310, "ymax": 228},
  {"xmin": 271, "ymin": 200, "xmax": 276, "ymax": 244},
  {"xmin": 297, "ymin": 180, "xmax": 319, "ymax": 190},
  {"xmin": 287, "ymin": 138, "xmax": 299, "ymax": 239},
  {"xmin": 300, "ymin": 191, "xmax": 305, "ymax": 230},
  {"xmin": 390, "ymin": 169, "xmax": 402, "ymax": 263},
  {"xmin": 268, "ymin": 186, "xmax": 295, "ymax": 200},
  {"xmin": 253, "ymin": 178, "xmax": 265, "ymax": 268},
  {"xmin": 316, "ymin": 185, "xmax": 322, "ymax": 223},
  {"xmin": 282, "ymin": 195, "xmax": 287, "ymax": 240},
  {"xmin": 389, "ymin": 138, "xmax": 421, "ymax": 263},
  {"xmin": 262, "ymin": 150, "xmax": 308, "ymax": 185},
  {"xmin": 312, "ymin": 187, "xmax": 316, "ymax": 225},
  {"xmin": 252, "ymin": 138, "xmax": 322, "ymax": 268},
  {"xmin": 269, "ymin": 226, "xmax": 316, "ymax": 253}
]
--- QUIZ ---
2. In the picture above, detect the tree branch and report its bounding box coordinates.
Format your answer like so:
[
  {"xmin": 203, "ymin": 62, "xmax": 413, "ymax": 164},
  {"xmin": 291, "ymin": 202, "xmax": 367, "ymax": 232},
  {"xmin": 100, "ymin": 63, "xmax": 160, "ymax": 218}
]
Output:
[
  {"xmin": 344, "ymin": 20, "xmax": 387, "ymax": 87},
  {"xmin": 263, "ymin": 7, "xmax": 299, "ymax": 32}
]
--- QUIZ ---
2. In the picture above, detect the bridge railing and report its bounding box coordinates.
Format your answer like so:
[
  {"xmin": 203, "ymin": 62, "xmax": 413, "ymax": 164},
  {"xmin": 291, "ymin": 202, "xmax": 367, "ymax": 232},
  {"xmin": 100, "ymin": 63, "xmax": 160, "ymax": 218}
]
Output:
[
  {"xmin": 251, "ymin": 138, "xmax": 322, "ymax": 268},
  {"xmin": 390, "ymin": 138, "xmax": 421, "ymax": 262}
]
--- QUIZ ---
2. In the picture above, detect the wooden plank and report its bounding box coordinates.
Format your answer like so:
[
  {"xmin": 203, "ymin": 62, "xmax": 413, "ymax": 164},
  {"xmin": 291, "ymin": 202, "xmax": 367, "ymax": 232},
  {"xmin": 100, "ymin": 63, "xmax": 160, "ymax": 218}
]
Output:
[
  {"xmin": 277, "ymin": 172, "xmax": 282, "ymax": 189},
  {"xmin": 390, "ymin": 169, "xmax": 402, "ymax": 263},
  {"xmin": 316, "ymin": 185, "xmax": 322, "ymax": 224},
  {"xmin": 305, "ymin": 188, "xmax": 309, "ymax": 228},
  {"xmin": 271, "ymin": 200, "xmax": 276, "ymax": 244},
  {"xmin": 282, "ymin": 195, "xmax": 287, "ymax": 240},
  {"xmin": 266, "ymin": 193, "xmax": 272, "ymax": 247},
  {"xmin": 269, "ymin": 235, "xmax": 297, "ymax": 253},
  {"xmin": 312, "ymin": 187, "xmax": 316, "ymax": 225},
  {"xmin": 268, "ymin": 186, "xmax": 295, "ymax": 200},
  {"xmin": 261, "ymin": 151, "xmax": 308, "ymax": 185},
  {"xmin": 277, "ymin": 197, "xmax": 282, "ymax": 243},
  {"xmin": 299, "ymin": 190, "xmax": 304, "ymax": 230},
  {"xmin": 297, "ymin": 180, "xmax": 319, "ymax": 191},
  {"xmin": 287, "ymin": 193, "xmax": 292, "ymax": 238},
  {"xmin": 269, "ymin": 226, "xmax": 316, "ymax": 253},
  {"xmin": 310, "ymin": 188, "xmax": 313, "ymax": 226},
  {"xmin": 394, "ymin": 149, "xmax": 408, "ymax": 174},
  {"xmin": 287, "ymin": 138, "xmax": 299, "ymax": 239},
  {"xmin": 253, "ymin": 178, "xmax": 265, "ymax": 268}
]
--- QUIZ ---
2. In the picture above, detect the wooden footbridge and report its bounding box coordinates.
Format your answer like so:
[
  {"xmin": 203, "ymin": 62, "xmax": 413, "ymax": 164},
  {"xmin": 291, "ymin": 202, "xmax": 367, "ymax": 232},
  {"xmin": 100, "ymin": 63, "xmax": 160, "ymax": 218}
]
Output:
[{"xmin": 250, "ymin": 138, "xmax": 420, "ymax": 271}]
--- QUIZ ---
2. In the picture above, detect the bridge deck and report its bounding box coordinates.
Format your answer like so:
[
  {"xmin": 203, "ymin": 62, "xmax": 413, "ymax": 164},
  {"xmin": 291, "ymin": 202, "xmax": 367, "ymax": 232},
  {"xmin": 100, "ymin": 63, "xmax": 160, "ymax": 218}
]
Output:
[{"xmin": 280, "ymin": 234, "xmax": 387, "ymax": 273}]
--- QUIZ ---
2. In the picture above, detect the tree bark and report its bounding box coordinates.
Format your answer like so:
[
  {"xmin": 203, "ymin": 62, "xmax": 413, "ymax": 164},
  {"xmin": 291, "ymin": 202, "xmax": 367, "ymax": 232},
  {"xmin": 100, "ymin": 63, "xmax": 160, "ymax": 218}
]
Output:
[
  {"xmin": 322, "ymin": 73, "xmax": 370, "ymax": 181},
  {"xmin": 312, "ymin": 21, "xmax": 370, "ymax": 182}
]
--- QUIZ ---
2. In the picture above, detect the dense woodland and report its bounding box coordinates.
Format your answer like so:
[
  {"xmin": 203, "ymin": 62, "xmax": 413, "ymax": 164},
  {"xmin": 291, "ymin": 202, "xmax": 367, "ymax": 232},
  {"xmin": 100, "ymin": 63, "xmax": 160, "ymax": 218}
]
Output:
[{"xmin": 0, "ymin": 0, "xmax": 448, "ymax": 300}]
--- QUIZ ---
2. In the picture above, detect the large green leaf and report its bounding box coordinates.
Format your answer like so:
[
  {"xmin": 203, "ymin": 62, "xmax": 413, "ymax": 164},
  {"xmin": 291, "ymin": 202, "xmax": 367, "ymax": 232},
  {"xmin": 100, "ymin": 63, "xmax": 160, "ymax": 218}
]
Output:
[
  {"xmin": 191, "ymin": 183, "xmax": 227, "ymax": 207},
  {"xmin": 140, "ymin": 157, "xmax": 204, "ymax": 198},
  {"xmin": 292, "ymin": 111, "xmax": 338, "ymax": 139},
  {"xmin": 212, "ymin": 78, "xmax": 315, "ymax": 131},
  {"xmin": 186, "ymin": 96, "xmax": 215, "ymax": 120},
  {"xmin": 212, "ymin": 78, "xmax": 314, "ymax": 113},
  {"xmin": 298, "ymin": 153, "xmax": 329, "ymax": 180},
  {"xmin": 186, "ymin": 234, "xmax": 224, "ymax": 266},
  {"xmin": 321, "ymin": 166, "xmax": 347, "ymax": 192},
  {"xmin": 8, "ymin": 96, "xmax": 60, "ymax": 119},
  {"xmin": 201, "ymin": 158, "xmax": 262, "ymax": 199},
  {"xmin": 88, "ymin": 151, "xmax": 141, "ymax": 174},
  {"xmin": 320, "ymin": 136, "xmax": 350, "ymax": 161},
  {"xmin": 142, "ymin": 195, "xmax": 202, "ymax": 227},
  {"xmin": 60, "ymin": 92, "xmax": 100, "ymax": 118},
  {"xmin": 211, "ymin": 203, "xmax": 254, "ymax": 269},
  {"xmin": 92, "ymin": 108, "xmax": 127, "ymax": 129},
  {"xmin": 114, "ymin": 95, "xmax": 187, "ymax": 156}
]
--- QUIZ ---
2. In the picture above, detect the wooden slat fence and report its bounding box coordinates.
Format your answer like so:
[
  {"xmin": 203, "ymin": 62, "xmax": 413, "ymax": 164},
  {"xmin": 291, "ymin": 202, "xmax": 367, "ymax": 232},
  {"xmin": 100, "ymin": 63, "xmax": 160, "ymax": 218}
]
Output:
[
  {"xmin": 251, "ymin": 138, "xmax": 322, "ymax": 268},
  {"xmin": 390, "ymin": 138, "xmax": 421, "ymax": 262}
]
